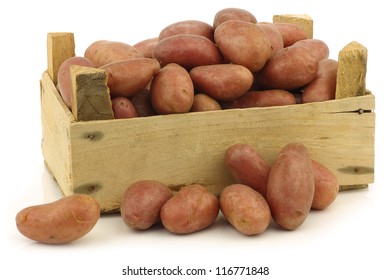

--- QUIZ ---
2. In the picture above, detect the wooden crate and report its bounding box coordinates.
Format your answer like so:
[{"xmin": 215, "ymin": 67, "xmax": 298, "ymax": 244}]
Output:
[{"xmin": 40, "ymin": 30, "xmax": 375, "ymax": 213}]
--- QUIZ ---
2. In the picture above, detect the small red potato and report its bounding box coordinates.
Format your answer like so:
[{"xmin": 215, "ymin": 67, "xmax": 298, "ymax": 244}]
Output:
[
  {"xmin": 100, "ymin": 58, "xmax": 160, "ymax": 98},
  {"xmin": 214, "ymin": 20, "xmax": 272, "ymax": 72},
  {"xmin": 220, "ymin": 184, "xmax": 271, "ymax": 236},
  {"xmin": 301, "ymin": 59, "xmax": 338, "ymax": 103},
  {"xmin": 213, "ymin": 7, "xmax": 257, "ymax": 29},
  {"xmin": 120, "ymin": 180, "xmax": 173, "ymax": 230},
  {"xmin": 129, "ymin": 89, "xmax": 157, "ymax": 117},
  {"xmin": 57, "ymin": 56, "xmax": 95, "ymax": 108},
  {"xmin": 159, "ymin": 20, "xmax": 214, "ymax": 42},
  {"xmin": 267, "ymin": 143, "xmax": 315, "ymax": 230},
  {"xmin": 160, "ymin": 184, "xmax": 219, "ymax": 234},
  {"xmin": 256, "ymin": 23, "xmax": 284, "ymax": 56},
  {"xmin": 84, "ymin": 40, "xmax": 144, "ymax": 67},
  {"xmin": 153, "ymin": 34, "xmax": 224, "ymax": 70},
  {"xmin": 111, "ymin": 97, "xmax": 138, "ymax": 119},
  {"xmin": 150, "ymin": 63, "xmax": 194, "ymax": 114},
  {"xmin": 224, "ymin": 144, "xmax": 270, "ymax": 197},
  {"xmin": 189, "ymin": 64, "xmax": 253, "ymax": 102},
  {"xmin": 255, "ymin": 45, "xmax": 319, "ymax": 90},
  {"xmin": 274, "ymin": 23, "xmax": 307, "ymax": 47},
  {"xmin": 222, "ymin": 89, "xmax": 296, "ymax": 109},
  {"xmin": 190, "ymin": 94, "xmax": 222, "ymax": 112},
  {"xmin": 311, "ymin": 160, "xmax": 339, "ymax": 210},
  {"xmin": 15, "ymin": 194, "xmax": 100, "ymax": 244},
  {"xmin": 133, "ymin": 37, "xmax": 159, "ymax": 58}
]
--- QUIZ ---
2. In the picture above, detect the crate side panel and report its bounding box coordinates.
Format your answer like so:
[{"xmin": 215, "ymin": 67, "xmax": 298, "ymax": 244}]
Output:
[
  {"xmin": 40, "ymin": 72, "xmax": 74, "ymax": 195},
  {"xmin": 68, "ymin": 95, "xmax": 375, "ymax": 212}
]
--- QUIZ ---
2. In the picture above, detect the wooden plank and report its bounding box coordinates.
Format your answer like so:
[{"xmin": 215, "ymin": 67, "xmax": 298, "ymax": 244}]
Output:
[
  {"xmin": 40, "ymin": 72, "xmax": 74, "ymax": 195},
  {"xmin": 47, "ymin": 32, "xmax": 75, "ymax": 85},
  {"xmin": 70, "ymin": 66, "xmax": 114, "ymax": 121},
  {"xmin": 68, "ymin": 95, "xmax": 374, "ymax": 212},
  {"xmin": 272, "ymin": 14, "xmax": 313, "ymax": 39},
  {"xmin": 336, "ymin": 41, "xmax": 368, "ymax": 99}
]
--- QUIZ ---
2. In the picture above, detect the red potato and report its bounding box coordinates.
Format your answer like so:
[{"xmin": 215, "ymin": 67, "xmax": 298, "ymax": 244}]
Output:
[
  {"xmin": 274, "ymin": 23, "xmax": 307, "ymax": 47},
  {"xmin": 255, "ymin": 45, "xmax": 319, "ymax": 90},
  {"xmin": 189, "ymin": 64, "xmax": 253, "ymax": 102},
  {"xmin": 159, "ymin": 20, "xmax": 214, "ymax": 42},
  {"xmin": 100, "ymin": 58, "xmax": 160, "ymax": 98},
  {"xmin": 267, "ymin": 143, "xmax": 315, "ymax": 230},
  {"xmin": 222, "ymin": 89, "xmax": 296, "ymax": 109},
  {"xmin": 84, "ymin": 40, "xmax": 144, "ymax": 67},
  {"xmin": 129, "ymin": 89, "xmax": 157, "ymax": 117},
  {"xmin": 293, "ymin": 39, "xmax": 329, "ymax": 62},
  {"xmin": 133, "ymin": 37, "xmax": 159, "ymax": 58},
  {"xmin": 256, "ymin": 23, "xmax": 284, "ymax": 56},
  {"xmin": 111, "ymin": 97, "xmax": 138, "ymax": 119},
  {"xmin": 190, "ymin": 94, "xmax": 222, "ymax": 112},
  {"xmin": 224, "ymin": 144, "xmax": 270, "ymax": 197},
  {"xmin": 160, "ymin": 184, "xmax": 219, "ymax": 234},
  {"xmin": 220, "ymin": 184, "xmax": 271, "ymax": 236},
  {"xmin": 213, "ymin": 7, "xmax": 257, "ymax": 29},
  {"xmin": 153, "ymin": 34, "xmax": 224, "ymax": 70},
  {"xmin": 15, "ymin": 194, "xmax": 100, "ymax": 244},
  {"xmin": 150, "ymin": 63, "xmax": 194, "ymax": 114},
  {"xmin": 57, "ymin": 56, "xmax": 95, "ymax": 108},
  {"xmin": 311, "ymin": 160, "xmax": 339, "ymax": 210},
  {"xmin": 214, "ymin": 20, "xmax": 272, "ymax": 72},
  {"xmin": 301, "ymin": 59, "xmax": 338, "ymax": 103},
  {"xmin": 120, "ymin": 180, "xmax": 173, "ymax": 230}
]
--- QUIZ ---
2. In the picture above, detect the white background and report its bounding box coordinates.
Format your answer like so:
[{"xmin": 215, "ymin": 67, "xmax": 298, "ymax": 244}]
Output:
[{"xmin": 1, "ymin": 0, "xmax": 389, "ymax": 279}]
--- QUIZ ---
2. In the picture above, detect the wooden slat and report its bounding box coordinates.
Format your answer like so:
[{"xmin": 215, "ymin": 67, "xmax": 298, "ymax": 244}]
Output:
[
  {"xmin": 336, "ymin": 41, "xmax": 368, "ymax": 99},
  {"xmin": 47, "ymin": 32, "xmax": 75, "ymax": 85},
  {"xmin": 70, "ymin": 66, "xmax": 114, "ymax": 121},
  {"xmin": 68, "ymin": 95, "xmax": 375, "ymax": 212},
  {"xmin": 40, "ymin": 72, "xmax": 74, "ymax": 195}
]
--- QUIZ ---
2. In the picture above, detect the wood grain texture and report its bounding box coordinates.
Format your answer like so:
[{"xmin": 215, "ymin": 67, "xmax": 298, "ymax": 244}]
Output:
[
  {"xmin": 70, "ymin": 66, "xmax": 114, "ymax": 121},
  {"xmin": 47, "ymin": 33, "xmax": 75, "ymax": 85},
  {"xmin": 336, "ymin": 41, "xmax": 368, "ymax": 99}
]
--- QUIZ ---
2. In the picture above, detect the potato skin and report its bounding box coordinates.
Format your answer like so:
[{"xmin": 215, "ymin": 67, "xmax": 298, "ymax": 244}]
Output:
[
  {"xmin": 267, "ymin": 143, "xmax": 315, "ymax": 230},
  {"xmin": 160, "ymin": 184, "xmax": 219, "ymax": 234},
  {"xmin": 153, "ymin": 34, "xmax": 223, "ymax": 70},
  {"xmin": 150, "ymin": 63, "xmax": 194, "ymax": 114},
  {"xmin": 311, "ymin": 160, "xmax": 339, "ymax": 210},
  {"xmin": 274, "ymin": 23, "xmax": 307, "ymax": 47},
  {"xmin": 256, "ymin": 23, "xmax": 284, "ymax": 56},
  {"xmin": 159, "ymin": 20, "xmax": 214, "ymax": 42},
  {"xmin": 133, "ymin": 37, "xmax": 159, "ymax": 58},
  {"xmin": 190, "ymin": 94, "xmax": 222, "ymax": 112},
  {"xmin": 129, "ymin": 89, "xmax": 158, "ymax": 117},
  {"xmin": 84, "ymin": 40, "xmax": 144, "ymax": 67},
  {"xmin": 214, "ymin": 20, "xmax": 272, "ymax": 72},
  {"xmin": 301, "ymin": 59, "xmax": 338, "ymax": 103},
  {"xmin": 189, "ymin": 64, "xmax": 253, "ymax": 102},
  {"xmin": 224, "ymin": 144, "xmax": 270, "ymax": 197},
  {"xmin": 255, "ymin": 45, "xmax": 319, "ymax": 90},
  {"xmin": 15, "ymin": 194, "xmax": 100, "ymax": 244},
  {"xmin": 222, "ymin": 89, "xmax": 296, "ymax": 109},
  {"xmin": 213, "ymin": 7, "xmax": 257, "ymax": 29},
  {"xmin": 120, "ymin": 180, "xmax": 173, "ymax": 230},
  {"xmin": 57, "ymin": 56, "xmax": 95, "ymax": 108},
  {"xmin": 111, "ymin": 97, "xmax": 138, "ymax": 119},
  {"xmin": 220, "ymin": 184, "xmax": 271, "ymax": 236},
  {"xmin": 293, "ymin": 39, "xmax": 329, "ymax": 62},
  {"xmin": 101, "ymin": 58, "xmax": 160, "ymax": 97}
]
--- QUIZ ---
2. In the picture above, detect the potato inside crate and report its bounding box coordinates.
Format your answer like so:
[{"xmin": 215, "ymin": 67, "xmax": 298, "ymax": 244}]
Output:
[{"xmin": 41, "ymin": 28, "xmax": 375, "ymax": 213}]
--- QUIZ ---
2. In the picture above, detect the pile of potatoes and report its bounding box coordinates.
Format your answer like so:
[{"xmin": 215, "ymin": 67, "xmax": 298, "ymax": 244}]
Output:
[
  {"xmin": 15, "ymin": 141, "xmax": 339, "ymax": 243},
  {"xmin": 57, "ymin": 7, "xmax": 338, "ymax": 119}
]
